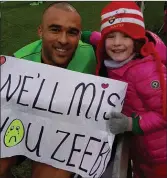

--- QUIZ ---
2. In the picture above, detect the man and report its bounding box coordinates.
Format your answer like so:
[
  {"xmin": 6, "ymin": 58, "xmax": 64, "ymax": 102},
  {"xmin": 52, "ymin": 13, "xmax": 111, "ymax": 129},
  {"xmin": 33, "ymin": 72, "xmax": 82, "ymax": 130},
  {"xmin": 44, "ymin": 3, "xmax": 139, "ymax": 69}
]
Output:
[{"xmin": 0, "ymin": 2, "xmax": 96, "ymax": 178}]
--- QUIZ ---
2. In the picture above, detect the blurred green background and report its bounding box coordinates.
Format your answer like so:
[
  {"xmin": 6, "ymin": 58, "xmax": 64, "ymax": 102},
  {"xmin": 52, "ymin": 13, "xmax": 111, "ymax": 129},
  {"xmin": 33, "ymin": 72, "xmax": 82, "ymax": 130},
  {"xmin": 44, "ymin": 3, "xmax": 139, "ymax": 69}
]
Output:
[{"xmin": 0, "ymin": 1, "xmax": 166, "ymax": 56}]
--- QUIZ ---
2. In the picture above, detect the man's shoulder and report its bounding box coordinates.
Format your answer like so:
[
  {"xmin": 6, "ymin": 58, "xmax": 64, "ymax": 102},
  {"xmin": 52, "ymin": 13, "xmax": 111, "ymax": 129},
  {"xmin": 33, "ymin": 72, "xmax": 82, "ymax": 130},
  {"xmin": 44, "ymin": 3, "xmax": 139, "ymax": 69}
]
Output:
[
  {"xmin": 77, "ymin": 40, "xmax": 96, "ymax": 58},
  {"xmin": 78, "ymin": 40, "xmax": 94, "ymax": 48},
  {"xmin": 14, "ymin": 40, "xmax": 42, "ymax": 60},
  {"xmin": 77, "ymin": 40, "xmax": 96, "ymax": 55},
  {"xmin": 68, "ymin": 40, "xmax": 97, "ymax": 74}
]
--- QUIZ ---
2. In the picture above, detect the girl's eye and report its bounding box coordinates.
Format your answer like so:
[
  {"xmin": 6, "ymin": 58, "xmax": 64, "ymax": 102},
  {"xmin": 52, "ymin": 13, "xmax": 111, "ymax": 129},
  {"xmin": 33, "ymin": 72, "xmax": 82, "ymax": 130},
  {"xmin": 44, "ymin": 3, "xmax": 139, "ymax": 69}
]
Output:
[
  {"xmin": 107, "ymin": 35, "xmax": 114, "ymax": 39},
  {"xmin": 123, "ymin": 34, "xmax": 130, "ymax": 38}
]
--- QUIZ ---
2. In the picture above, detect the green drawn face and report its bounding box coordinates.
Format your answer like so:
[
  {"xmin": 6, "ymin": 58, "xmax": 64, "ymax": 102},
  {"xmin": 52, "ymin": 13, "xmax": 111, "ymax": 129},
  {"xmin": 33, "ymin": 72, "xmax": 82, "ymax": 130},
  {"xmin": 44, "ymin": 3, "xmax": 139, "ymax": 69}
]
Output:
[{"xmin": 4, "ymin": 119, "xmax": 25, "ymax": 147}]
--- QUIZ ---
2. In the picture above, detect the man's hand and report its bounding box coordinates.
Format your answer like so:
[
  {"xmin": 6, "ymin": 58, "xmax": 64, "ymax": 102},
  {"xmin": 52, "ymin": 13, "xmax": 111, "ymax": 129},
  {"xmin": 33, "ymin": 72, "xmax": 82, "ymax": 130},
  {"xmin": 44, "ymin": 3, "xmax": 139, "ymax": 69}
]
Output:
[
  {"xmin": 0, "ymin": 56, "xmax": 6, "ymax": 65},
  {"xmin": 107, "ymin": 112, "xmax": 132, "ymax": 134}
]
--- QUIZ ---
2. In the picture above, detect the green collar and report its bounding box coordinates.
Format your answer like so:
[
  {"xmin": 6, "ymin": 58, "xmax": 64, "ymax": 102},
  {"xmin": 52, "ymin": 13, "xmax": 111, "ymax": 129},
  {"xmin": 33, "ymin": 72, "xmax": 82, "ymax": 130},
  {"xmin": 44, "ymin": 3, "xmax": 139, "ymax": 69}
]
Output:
[{"xmin": 14, "ymin": 40, "xmax": 96, "ymax": 74}]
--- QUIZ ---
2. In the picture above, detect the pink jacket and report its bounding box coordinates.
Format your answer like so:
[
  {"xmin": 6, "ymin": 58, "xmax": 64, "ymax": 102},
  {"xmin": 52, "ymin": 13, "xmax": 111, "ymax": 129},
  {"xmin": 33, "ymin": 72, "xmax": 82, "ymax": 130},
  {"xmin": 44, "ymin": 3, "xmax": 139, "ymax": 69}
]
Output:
[
  {"xmin": 105, "ymin": 31, "xmax": 167, "ymax": 167},
  {"xmin": 93, "ymin": 31, "xmax": 167, "ymax": 177}
]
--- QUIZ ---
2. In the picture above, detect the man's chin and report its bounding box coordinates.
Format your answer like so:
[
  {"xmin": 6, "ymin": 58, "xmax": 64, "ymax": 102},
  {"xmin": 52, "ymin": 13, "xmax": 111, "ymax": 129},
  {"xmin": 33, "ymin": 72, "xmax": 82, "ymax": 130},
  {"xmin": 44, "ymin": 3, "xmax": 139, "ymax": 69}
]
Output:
[{"xmin": 52, "ymin": 58, "xmax": 70, "ymax": 68}]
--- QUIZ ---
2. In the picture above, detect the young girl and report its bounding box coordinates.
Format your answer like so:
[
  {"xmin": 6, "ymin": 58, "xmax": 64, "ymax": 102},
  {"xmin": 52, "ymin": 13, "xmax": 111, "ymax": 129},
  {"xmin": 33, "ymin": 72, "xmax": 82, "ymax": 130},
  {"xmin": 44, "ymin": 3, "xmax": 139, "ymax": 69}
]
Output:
[{"xmin": 95, "ymin": 1, "xmax": 167, "ymax": 178}]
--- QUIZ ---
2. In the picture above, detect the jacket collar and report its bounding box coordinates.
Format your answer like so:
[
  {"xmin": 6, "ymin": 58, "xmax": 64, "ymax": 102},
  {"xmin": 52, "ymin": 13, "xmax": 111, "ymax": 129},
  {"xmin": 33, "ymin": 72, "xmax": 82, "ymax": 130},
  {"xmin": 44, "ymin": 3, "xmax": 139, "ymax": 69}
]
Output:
[{"xmin": 108, "ymin": 55, "xmax": 152, "ymax": 76}]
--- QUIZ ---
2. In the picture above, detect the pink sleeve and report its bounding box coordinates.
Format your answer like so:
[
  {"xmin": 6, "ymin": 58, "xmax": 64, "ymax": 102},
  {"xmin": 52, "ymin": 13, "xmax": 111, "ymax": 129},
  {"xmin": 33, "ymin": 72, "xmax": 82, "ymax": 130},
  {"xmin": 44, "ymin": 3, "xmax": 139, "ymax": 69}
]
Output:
[
  {"xmin": 135, "ymin": 62, "xmax": 167, "ymax": 134},
  {"xmin": 147, "ymin": 31, "xmax": 167, "ymax": 65},
  {"xmin": 139, "ymin": 112, "xmax": 166, "ymax": 134},
  {"xmin": 90, "ymin": 31, "xmax": 101, "ymax": 47}
]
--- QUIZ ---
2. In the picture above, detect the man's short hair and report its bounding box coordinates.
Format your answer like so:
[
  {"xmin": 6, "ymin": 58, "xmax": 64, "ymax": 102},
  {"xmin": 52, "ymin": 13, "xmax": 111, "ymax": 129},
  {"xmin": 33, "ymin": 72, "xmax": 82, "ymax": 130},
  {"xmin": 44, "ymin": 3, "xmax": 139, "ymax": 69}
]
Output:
[{"xmin": 43, "ymin": 1, "xmax": 78, "ymax": 15}]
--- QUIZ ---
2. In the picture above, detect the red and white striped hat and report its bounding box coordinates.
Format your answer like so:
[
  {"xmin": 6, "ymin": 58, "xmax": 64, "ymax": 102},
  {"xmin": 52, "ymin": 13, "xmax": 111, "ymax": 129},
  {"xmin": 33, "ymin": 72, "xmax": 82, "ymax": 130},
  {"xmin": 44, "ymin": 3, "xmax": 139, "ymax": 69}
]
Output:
[{"xmin": 100, "ymin": 1, "xmax": 145, "ymax": 39}]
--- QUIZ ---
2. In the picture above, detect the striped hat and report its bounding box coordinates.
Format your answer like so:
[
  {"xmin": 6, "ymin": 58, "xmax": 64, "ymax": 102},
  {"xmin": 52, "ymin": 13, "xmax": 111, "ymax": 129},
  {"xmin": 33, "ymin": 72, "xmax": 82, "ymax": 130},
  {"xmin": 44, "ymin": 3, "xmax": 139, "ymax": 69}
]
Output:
[{"xmin": 100, "ymin": 1, "xmax": 145, "ymax": 39}]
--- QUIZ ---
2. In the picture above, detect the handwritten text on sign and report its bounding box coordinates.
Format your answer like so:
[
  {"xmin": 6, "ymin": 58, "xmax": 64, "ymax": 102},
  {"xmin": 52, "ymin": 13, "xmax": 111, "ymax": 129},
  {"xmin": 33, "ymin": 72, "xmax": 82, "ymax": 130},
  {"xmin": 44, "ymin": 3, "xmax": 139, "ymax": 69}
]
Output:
[{"xmin": 0, "ymin": 56, "xmax": 127, "ymax": 178}]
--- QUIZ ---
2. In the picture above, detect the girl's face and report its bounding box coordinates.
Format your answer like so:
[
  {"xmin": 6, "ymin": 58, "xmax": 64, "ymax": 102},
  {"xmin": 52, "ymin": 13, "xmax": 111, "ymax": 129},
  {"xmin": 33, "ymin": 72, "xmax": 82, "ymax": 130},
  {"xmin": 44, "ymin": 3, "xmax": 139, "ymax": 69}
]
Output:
[{"xmin": 105, "ymin": 31, "xmax": 135, "ymax": 62}]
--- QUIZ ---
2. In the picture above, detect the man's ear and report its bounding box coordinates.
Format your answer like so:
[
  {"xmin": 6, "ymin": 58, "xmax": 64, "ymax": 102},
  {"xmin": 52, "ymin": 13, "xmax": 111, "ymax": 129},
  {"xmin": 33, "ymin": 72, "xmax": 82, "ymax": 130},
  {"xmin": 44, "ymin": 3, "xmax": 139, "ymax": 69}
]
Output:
[{"xmin": 38, "ymin": 25, "xmax": 42, "ymax": 39}]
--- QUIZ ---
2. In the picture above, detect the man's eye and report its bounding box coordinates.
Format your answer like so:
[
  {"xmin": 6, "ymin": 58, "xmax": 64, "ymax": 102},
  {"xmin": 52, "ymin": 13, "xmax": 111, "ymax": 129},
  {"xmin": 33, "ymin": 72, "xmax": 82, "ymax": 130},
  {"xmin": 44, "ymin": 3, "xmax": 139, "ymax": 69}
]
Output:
[
  {"xmin": 68, "ymin": 31, "xmax": 79, "ymax": 36},
  {"xmin": 51, "ymin": 28, "xmax": 60, "ymax": 33}
]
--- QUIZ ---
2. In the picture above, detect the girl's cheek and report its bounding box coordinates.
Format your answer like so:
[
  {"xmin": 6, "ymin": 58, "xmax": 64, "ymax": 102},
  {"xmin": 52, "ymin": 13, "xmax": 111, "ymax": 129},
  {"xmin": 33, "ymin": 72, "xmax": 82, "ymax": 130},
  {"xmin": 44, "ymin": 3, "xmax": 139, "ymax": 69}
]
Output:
[{"xmin": 105, "ymin": 39, "xmax": 112, "ymax": 49}]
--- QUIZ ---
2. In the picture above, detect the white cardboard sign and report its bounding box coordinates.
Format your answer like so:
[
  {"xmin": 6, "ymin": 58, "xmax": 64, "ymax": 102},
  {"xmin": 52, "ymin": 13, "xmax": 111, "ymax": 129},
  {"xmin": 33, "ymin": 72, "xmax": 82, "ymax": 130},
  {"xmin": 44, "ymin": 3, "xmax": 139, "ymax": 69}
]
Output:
[{"xmin": 0, "ymin": 56, "xmax": 127, "ymax": 178}]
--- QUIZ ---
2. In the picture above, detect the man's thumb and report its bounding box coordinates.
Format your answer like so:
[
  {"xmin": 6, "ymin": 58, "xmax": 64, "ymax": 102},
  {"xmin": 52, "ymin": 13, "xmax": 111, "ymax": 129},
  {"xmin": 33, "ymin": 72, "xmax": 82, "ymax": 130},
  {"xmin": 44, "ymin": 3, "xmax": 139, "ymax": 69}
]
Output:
[{"xmin": 0, "ymin": 56, "xmax": 6, "ymax": 65}]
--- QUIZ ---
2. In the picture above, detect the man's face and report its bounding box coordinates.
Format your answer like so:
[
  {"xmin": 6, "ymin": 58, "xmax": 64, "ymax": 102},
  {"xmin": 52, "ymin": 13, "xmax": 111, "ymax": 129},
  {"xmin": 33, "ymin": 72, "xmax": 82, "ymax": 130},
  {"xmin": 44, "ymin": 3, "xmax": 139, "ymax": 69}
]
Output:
[{"xmin": 38, "ymin": 7, "xmax": 81, "ymax": 67}]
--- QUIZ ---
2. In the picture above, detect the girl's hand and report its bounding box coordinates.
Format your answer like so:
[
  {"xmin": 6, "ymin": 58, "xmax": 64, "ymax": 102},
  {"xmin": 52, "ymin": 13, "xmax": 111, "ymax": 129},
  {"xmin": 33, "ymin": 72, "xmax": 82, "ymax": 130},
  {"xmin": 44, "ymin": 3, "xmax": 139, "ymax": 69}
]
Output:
[{"xmin": 107, "ymin": 112, "xmax": 132, "ymax": 134}]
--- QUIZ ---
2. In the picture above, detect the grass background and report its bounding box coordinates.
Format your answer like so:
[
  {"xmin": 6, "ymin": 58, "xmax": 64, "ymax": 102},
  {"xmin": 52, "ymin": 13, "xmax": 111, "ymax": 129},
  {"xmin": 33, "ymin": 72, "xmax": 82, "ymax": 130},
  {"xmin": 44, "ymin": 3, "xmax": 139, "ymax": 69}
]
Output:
[
  {"xmin": 1, "ymin": 1, "xmax": 166, "ymax": 56},
  {"xmin": 0, "ymin": 1, "xmax": 166, "ymax": 178}
]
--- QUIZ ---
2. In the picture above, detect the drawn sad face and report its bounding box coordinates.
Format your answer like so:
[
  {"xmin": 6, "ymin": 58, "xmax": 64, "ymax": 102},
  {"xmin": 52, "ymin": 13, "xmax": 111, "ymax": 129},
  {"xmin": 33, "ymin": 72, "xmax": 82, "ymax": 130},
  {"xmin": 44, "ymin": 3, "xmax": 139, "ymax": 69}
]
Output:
[{"xmin": 4, "ymin": 119, "xmax": 25, "ymax": 147}]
